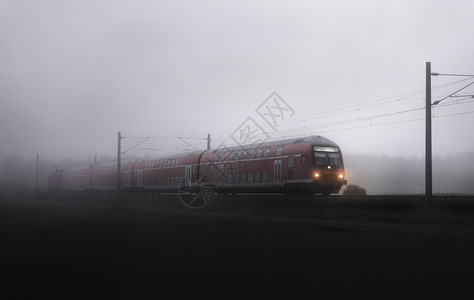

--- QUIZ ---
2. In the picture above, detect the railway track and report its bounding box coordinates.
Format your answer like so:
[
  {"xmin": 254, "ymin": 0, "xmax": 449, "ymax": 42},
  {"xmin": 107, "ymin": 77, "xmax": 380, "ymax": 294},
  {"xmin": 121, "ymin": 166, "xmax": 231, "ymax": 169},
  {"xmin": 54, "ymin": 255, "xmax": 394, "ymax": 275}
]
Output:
[{"xmin": 35, "ymin": 191, "xmax": 474, "ymax": 218}]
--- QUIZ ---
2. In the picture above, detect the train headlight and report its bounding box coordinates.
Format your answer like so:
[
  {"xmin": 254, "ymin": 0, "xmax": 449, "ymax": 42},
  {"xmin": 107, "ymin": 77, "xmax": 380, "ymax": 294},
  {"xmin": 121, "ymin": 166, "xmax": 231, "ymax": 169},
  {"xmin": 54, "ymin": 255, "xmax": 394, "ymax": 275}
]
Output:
[
  {"xmin": 314, "ymin": 173, "xmax": 320, "ymax": 178},
  {"xmin": 338, "ymin": 174, "xmax": 344, "ymax": 179}
]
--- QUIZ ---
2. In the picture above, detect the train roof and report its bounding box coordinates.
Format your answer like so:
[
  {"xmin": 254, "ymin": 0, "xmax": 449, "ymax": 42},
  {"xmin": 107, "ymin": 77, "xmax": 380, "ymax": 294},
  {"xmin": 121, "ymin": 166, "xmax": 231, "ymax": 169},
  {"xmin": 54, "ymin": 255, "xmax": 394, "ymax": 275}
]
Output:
[
  {"xmin": 57, "ymin": 135, "xmax": 341, "ymax": 173},
  {"xmin": 117, "ymin": 135, "xmax": 340, "ymax": 161},
  {"xmin": 208, "ymin": 135, "xmax": 339, "ymax": 153}
]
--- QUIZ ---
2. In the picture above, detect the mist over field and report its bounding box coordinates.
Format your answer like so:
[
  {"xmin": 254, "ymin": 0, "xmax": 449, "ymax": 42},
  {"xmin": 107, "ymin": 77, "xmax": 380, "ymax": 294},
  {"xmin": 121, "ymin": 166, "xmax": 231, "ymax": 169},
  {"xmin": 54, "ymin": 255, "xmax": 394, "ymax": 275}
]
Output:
[
  {"xmin": 344, "ymin": 153, "xmax": 474, "ymax": 195},
  {"xmin": 1, "ymin": 1, "xmax": 473, "ymax": 197},
  {"xmin": 1, "ymin": 152, "xmax": 474, "ymax": 195}
]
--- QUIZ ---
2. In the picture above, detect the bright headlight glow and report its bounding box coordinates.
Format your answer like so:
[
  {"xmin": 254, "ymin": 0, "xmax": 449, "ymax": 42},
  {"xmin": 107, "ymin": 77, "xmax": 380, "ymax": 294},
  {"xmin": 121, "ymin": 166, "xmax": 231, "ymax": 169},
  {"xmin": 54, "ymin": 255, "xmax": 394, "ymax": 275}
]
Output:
[
  {"xmin": 314, "ymin": 173, "xmax": 320, "ymax": 178},
  {"xmin": 338, "ymin": 174, "xmax": 344, "ymax": 179}
]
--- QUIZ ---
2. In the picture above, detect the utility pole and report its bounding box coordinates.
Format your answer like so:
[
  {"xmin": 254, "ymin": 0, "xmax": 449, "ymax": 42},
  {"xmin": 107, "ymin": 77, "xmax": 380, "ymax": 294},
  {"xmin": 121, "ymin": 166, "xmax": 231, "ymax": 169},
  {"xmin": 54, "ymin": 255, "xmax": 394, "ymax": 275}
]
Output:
[
  {"xmin": 426, "ymin": 62, "xmax": 432, "ymax": 209},
  {"xmin": 117, "ymin": 131, "xmax": 121, "ymax": 193},
  {"xmin": 207, "ymin": 134, "xmax": 211, "ymax": 150},
  {"xmin": 36, "ymin": 153, "xmax": 39, "ymax": 194}
]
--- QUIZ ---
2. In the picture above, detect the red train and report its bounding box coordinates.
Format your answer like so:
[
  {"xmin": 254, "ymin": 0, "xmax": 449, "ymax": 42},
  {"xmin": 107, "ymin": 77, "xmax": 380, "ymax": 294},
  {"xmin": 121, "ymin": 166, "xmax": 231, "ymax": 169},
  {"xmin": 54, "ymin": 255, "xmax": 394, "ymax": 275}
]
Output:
[{"xmin": 48, "ymin": 135, "xmax": 347, "ymax": 207}]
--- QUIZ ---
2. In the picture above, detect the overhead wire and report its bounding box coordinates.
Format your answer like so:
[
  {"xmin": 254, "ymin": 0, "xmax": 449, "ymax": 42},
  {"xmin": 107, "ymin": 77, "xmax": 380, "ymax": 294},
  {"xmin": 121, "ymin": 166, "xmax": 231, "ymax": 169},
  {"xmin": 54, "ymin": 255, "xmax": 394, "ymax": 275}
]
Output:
[{"xmin": 123, "ymin": 77, "xmax": 474, "ymax": 154}]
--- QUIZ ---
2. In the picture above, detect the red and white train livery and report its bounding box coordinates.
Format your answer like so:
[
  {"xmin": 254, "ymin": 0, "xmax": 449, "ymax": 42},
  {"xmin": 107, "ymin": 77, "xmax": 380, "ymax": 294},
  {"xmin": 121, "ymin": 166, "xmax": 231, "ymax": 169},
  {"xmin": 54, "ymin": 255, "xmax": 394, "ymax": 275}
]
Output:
[{"xmin": 48, "ymin": 135, "xmax": 347, "ymax": 201}]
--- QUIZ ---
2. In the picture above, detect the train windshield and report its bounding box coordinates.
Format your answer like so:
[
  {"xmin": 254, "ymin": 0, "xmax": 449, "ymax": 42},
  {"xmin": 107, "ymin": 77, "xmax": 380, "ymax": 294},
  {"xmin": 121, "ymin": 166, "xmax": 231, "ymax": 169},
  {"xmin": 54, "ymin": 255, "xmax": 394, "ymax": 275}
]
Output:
[{"xmin": 313, "ymin": 146, "xmax": 342, "ymax": 167}]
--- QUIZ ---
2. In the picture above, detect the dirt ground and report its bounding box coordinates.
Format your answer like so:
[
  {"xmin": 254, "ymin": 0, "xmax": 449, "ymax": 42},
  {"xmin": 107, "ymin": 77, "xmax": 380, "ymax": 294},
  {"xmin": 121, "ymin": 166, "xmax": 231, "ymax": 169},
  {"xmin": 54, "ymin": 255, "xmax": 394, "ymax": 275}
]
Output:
[{"xmin": 1, "ymin": 193, "xmax": 474, "ymax": 299}]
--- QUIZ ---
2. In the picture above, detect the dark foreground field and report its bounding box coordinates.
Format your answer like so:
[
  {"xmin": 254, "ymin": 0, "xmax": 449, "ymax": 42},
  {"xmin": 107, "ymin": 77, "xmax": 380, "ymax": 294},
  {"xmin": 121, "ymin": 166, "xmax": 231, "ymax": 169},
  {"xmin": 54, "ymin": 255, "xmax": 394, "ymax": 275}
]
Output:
[{"xmin": 1, "ymin": 193, "xmax": 474, "ymax": 299}]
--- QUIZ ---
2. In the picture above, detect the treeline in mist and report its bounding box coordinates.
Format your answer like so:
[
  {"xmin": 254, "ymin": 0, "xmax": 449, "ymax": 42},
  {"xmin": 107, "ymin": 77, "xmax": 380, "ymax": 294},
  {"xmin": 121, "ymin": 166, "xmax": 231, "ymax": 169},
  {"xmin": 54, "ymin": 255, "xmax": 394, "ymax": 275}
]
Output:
[
  {"xmin": 0, "ymin": 154, "xmax": 114, "ymax": 194},
  {"xmin": 344, "ymin": 152, "xmax": 474, "ymax": 195}
]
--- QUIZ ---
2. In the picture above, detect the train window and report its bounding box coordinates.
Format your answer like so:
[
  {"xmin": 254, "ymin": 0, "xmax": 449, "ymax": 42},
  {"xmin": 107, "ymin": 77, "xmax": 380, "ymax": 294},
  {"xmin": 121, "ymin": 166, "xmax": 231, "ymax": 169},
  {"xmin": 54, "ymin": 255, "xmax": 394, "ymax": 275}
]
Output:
[
  {"xmin": 230, "ymin": 151, "xmax": 236, "ymax": 161},
  {"xmin": 192, "ymin": 165, "xmax": 198, "ymax": 174},
  {"xmin": 243, "ymin": 151, "xmax": 248, "ymax": 159},
  {"xmin": 328, "ymin": 153, "xmax": 342, "ymax": 166},
  {"xmin": 314, "ymin": 152, "xmax": 327, "ymax": 166},
  {"xmin": 264, "ymin": 148, "xmax": 270, "ymax": 157},
  {"xmin": 248, "ymin": 173, "xmax": 254, "ymax": 183},
  {"xmin": 288, "ymin": 156, "xmax": 295, "ymax": 168},
  {"xmin": 219, "ymin": 151, "xmax": 225, "ymax": 161},
  {"xmin": 255, "ymin": 172, "xmax": 261, "ymax": 183},
  {"xmin": 210, "ymin": 164, "xmax": 215, "ymax": 174},
  {"xmin": 262, "ymin": 172, "xmax": 268, "ymax": 183},
  {"xmin": 249, "ymin": 149, "xmax": 256, "ymax": 159},
  {"xmin": 276, "ymin": 146, "xmax": 283, "ymax": 156},
  {"xmin": 256, "ymin": 149, "xmax": 263, "ymax": 158},
  {"xmin": 241, "ymin": 173, "xmax": 247, "ymax": 183},
  {"xmin": 234, "ymin": 173, "xmax": 240, "ymax": 183},
  {"xmin": 302, "ymin": 155, "xmax": 307, "ymax": 165}
]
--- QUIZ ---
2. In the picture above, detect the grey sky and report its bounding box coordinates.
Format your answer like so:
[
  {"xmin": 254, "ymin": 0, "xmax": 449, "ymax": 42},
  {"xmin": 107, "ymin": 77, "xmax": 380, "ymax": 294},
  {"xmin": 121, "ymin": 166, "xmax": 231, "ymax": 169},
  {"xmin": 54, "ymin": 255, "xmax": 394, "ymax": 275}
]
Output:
[{"xmin": 1, "ymin": 0, "xmax": 473, "ymax": 161}]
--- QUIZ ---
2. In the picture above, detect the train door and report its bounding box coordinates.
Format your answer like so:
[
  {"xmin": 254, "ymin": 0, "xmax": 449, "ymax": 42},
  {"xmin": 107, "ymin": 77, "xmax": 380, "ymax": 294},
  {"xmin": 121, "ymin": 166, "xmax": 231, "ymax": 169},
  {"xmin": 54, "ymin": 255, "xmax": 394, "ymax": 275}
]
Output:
[
  {"xmin": 125, "ymin": 171, "xmax": 131, "ymax": 188},
  {"xmin": 274, "ymin": 159, "xmax": 282, "ymax": 184},
  {"xmin": 136, "ymin": 170, "xmax": 142, "ymax": 187},
  {"xmin": 217, "ymin": 164, "xmax": 224, "ymax": 186},
  {"xmin": 184, "ymin": 165, "xmax": 192, "ymax": 187}
]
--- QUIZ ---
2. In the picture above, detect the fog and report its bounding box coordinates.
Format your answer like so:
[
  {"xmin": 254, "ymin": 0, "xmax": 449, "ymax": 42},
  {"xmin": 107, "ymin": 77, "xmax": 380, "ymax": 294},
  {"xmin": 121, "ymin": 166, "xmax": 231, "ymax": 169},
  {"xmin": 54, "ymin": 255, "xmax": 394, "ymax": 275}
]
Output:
[
  {"xmin": 345, "ymin": 153, "xmax": 474, "ymax": 195},
  {"xmin": 1, "ymin": 1, "xmax": 474, "ymax": 192}
]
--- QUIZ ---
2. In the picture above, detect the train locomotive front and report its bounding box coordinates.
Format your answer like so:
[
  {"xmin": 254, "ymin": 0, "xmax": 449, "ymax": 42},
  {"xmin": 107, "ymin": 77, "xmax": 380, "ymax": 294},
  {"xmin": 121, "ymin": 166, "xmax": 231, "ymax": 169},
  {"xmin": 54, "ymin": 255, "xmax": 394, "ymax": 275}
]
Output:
[{"xmin": 309, "ymin": 144, "xmax": 347, "ymax": 195}]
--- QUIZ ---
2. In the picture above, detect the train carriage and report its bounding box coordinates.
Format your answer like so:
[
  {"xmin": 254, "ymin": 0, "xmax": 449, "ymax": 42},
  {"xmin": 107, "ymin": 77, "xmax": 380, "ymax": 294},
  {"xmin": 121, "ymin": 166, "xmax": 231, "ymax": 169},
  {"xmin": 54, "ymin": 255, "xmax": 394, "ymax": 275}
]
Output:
[
  {"xmin": 48, "ymin": 135, "xmax": 347, "ymax": 202},
  {"xmin": 197, "ymin": 135, "xmax": 346, "ymax": 195}
]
